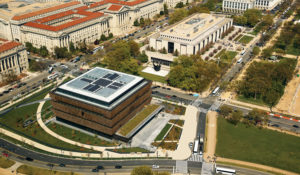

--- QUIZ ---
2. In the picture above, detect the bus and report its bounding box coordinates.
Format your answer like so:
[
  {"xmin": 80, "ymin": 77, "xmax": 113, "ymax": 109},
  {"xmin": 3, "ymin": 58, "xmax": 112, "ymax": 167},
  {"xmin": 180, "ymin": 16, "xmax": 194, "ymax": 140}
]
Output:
[
  {"xmin": 212, "ymin": 86, "xmax": 220, "ymax": 95},
  {"xmin": 193, "ymin": 140, "xmax": 199, "ymax": 153},
  {"xmin": 237, "ymin": 57, "xmax": 243, "ymax": 64},
  {"xmin": 240, "ymin": 50, "xmax": 246, "ymax": 55},
  {"xmin": 215, "ymin": 166, "xmax": 236, "ymax": 175}
]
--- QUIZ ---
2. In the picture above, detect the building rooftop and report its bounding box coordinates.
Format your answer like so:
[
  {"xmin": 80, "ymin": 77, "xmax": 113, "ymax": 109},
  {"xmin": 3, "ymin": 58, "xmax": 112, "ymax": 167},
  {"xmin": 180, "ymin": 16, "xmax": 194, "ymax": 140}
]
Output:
[
  {"xmin": 107, "ymin": 4, "xmax": 123, "ymax": 11},
  {"xmin": 56, "ymin": 67, "xmax": 144, "ymax": 106},
  {"xmin": 0, "ymin": 38, "xmax": 22, "ymax": 53},
  {"xmin": 160, "ymin": 13, "xmax": 227, "ymax": 40}
]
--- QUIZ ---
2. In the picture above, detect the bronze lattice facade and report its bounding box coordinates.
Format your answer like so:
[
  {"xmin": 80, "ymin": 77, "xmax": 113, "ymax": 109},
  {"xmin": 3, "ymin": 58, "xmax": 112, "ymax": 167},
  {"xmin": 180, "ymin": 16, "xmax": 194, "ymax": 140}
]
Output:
[{"xmin": 50, "ymin": 78, "xmax": 152, "ymax": 136}]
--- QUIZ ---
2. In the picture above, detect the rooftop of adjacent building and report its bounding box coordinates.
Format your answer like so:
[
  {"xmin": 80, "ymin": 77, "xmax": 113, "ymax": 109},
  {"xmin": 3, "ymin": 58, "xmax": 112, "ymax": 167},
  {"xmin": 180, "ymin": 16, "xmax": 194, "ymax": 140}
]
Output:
[
  {"xmin": 0, "ymin": 38, "xmax": 22, "ymax": 53},
  {"xmin": 0, "ymin": 1, "xmax": 64, "ymax": 21},
  {"xmin": 160, "ymin": 13, "xmax": 229, "ymax": 40},
  {"xmin": 56, "ymin": 67, "xmax": 144, "ymax": 104}
]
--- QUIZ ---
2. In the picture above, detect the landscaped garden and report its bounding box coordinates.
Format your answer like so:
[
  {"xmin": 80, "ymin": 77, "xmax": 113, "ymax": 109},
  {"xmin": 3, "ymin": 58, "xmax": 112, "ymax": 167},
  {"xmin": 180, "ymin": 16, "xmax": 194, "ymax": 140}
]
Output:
[
  {"xmin": 215, "ymin": 49, "xmax": 238, "ymax": 64},
  {"xmin": 0, "ymin": 156, "xmax": 15, "ymax": 168},
  {"xmin": 154, "ymin": 123, "xmax": 172, "ymax": 141},
  {"xmin": 162, "ymin": 102, "xmax": 186, "ymax": 115},
  {"xmin": 238, "ymin": 35, "xmax": 254, "ymax": 44},
  {"xmin": 168, "ymin": 119, "xmax": 184, "ymax": 127},
  {"xmin": 164, "ymin": 126, "xmax": 182, "ymax": 141},
  {"xmin": 216, "ymin": 117, "xmax": 300, "ymax": 174},
  {"xmin": 152, "ymin": 141, "xmax": 177, "ymax": 151},
  {"xmin": 118, "ymin": 104, "xmax": 160, "ymax": 136},
  {"xmin": 48, "ymin": 122, "xmax": 117, "ymax": 146},
  {"xmin": 0, "ymin": 85, "xmax": 95, "ymax": 152},
  {"xmin": 107, "ymin": 147, "xmax": 151, "ymax": 153}
]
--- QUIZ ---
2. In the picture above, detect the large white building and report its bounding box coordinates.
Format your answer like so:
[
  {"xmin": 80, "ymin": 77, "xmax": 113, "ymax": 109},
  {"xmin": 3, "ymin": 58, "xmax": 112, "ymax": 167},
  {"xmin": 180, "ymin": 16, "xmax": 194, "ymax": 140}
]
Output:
[
  {"xmin": 0, "ymin": 0, "xmax": 185, "ymax": 52},
  {"xmin": 0, "ymin": 39, "xmax": 28, "ymax": 82},
  {"xmin": 149, "ymin": 13, "xmax": 233, "ymax": 59},
  {"xmin": 222, "ymin": 0, "xmax": 282, "ymax": 13}
]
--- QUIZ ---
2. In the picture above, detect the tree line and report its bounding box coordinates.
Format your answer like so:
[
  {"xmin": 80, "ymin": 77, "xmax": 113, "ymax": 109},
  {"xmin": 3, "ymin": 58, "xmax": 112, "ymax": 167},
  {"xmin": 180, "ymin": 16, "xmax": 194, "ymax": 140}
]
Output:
[
  {"xmin": 167, "ymin": 55, "xmax": 221, "ymax": 92},
  {"xmin": 237, "ymin": 58, "xmax": 297, "ymax": 110}
]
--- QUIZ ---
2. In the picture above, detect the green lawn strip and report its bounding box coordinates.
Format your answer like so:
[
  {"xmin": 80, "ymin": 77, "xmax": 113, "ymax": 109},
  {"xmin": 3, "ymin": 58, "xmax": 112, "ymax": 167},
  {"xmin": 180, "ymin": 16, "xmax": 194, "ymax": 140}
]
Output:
[
  {"xmin": 237, "ymin": 95, "xmax": 268, "ymax": 107},
  {"xmin": 216, "ymin": 161, "xmax": 283, "ymax": 175},
  {"xmin": 216, "ymin": 117, "xmax": 300, "ymax": 174},
  {"xmin": 48, "ymin": 122, "xmax": 116, "ymax": 146},
  {"xmin": 238, "ymin": 35, "xmax": 254, "ymax": 44},
  {"xmin": 0, "ymin": 85, "xmax": 95, "ymax": 152},
  {"xmin": 0, "ymin": 156, "xmax": 15, "ymax": 168},
  {"xmin": 107, "ymin": 147, "xmax": 151, "ymax": 153},
  {"xmin": 17, "ymin": 165, "xmax": 81, "ymax": 175},
  {"xmin": 234, "ymin": 34, "xmax": 243, "ymax": 41},
  {"xmin": 168, "ymin": 119, "xmax": 184, "ymax": 127},
  {"xmin": 119, "ymin": 104, "xmax": 159, "ymax": 136},
  {"xmin": 155, "ymin": 123, "xmax": 172, "ymax": 141},
  {"xmin": 214, "ymin": 49, "xmax": 226, "ymax": 58},
  {"xmin": 138, "ymin": 67, "xmax": 167, "ymax": 83},
  {"xmin": 164, "ymin": 126, "xmax": 182, "ymax": 141}
]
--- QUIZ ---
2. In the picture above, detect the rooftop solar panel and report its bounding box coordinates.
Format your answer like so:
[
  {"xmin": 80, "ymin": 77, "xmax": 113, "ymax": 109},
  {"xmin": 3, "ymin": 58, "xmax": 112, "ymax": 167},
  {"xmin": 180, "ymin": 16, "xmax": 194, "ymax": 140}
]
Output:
[
  {"xmin": 88, "ymin": 85, "xmax": 100, "ymax": 92},
  {"xmin": 108, "ymin": 73, "xmax": 119, "ymax": 80},
  {"xmin": 94, "ymin": 78, "xmax": 112, "ymax": 87},
  {"xmin": 103, "ymin": 74, "xmax": 111, "ymax": 78},
  {"xmin": 108, "ymin": 85, "xmax": 118, "ymax": 90},
  {"xmin": 83, "ymin": 84, "xmax": 94, "ymax": 90},
  {"xmin": 112, "ymin": 82, "xmax": 123, "ymax": 87},
  {"xmin": 81, "ymin": 78, "xmax": 93, "ymax": 83}
]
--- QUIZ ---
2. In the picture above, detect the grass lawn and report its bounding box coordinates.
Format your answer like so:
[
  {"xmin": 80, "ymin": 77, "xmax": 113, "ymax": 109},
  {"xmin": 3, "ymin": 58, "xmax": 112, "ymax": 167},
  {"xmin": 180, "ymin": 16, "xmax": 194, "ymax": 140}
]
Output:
[
  {"xmin": 239, "ymin": 35, "xmax": 254, "ymax": 44},
  {"xmin": 215, "ymin": 49, "xmax": 226, "ymax": 58},
  {"xmin": 108, "ymin": 147, "xmax": 151, "ymax": 153},
  {"xmin": 0, "ymin": 85, "xmax": 94, "ymax": 152},
  {"xmin": 119, "ymin": 104, "xmax": 159, "ymax": 136},
  {"xmin": 17, "ymin": 165, "xmax": 81, "ymax": 175},
  {"xmin": 152, "ymin": 141, "xmax": 177, "ymax": 150},
  {"xmin": 48, "ymin": 122, "xmax": 116, "ymax": 146},
  {"xmin": 234, "ymin": 34, "xmax": 243, "ymax": 41},
  {"xmin": 138, "ymin": 67, "xmax": 167, "ymax": 83},
  {"xmin": 164, "ymin": 126, "xmax": 182, "ymax": 141},
  {"xmin": 286, "ymin": 44, "xmax": 300, "ymax": 56},
  {"xmin": 237, "ymin": 95, "xmax": 268, "ymax": 107},
  {"xmin": 169, "ymin": 119, "xmax": 184, "ymax": 127},
  {"xmin": 155, "ymin": 123, "xmax": 172, "ymax": 141},
  {"xmin": 216, "ymin": 117, "xmax": 300, "ymax": 174},
  {"xmin": 215, "ymin": 49, "xmax": 238, "ymax": 64},
  {"xmin": 0, "ymin": 156, "xmax": 15, "ymax": 168}
]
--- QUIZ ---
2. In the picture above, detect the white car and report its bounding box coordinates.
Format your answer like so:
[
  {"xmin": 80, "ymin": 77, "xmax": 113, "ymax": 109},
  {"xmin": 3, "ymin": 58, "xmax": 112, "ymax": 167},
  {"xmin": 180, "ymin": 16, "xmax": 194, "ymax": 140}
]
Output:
[{"xmin": 152, "ymin": 165, "xmax": 159, "ymax": 169}]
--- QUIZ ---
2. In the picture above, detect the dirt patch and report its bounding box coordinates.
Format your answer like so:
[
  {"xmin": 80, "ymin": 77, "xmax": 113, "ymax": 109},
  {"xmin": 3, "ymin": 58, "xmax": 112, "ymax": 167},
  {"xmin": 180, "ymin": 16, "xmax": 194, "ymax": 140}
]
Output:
[{"xmin": 275, "ymin": 59, "xmax": 300, "ymax": 115}]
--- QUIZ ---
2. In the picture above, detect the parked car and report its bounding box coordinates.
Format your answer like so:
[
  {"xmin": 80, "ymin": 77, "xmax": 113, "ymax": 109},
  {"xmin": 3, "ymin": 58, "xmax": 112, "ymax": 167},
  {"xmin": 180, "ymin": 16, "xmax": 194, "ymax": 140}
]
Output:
[
  {"xmin": 115, "ymin": 165, "xmax": 122, "ymax": 169},
  {"xmin": 292, "ymin": 125, "xmax": 299, "ymax": 128},
  {"xmin": 92, "ymin": 168, "xmax": 99, "ymax": 172},
  {"xmin": 152, "ymin": 165, "xmax": 159, "ymax": 169}
]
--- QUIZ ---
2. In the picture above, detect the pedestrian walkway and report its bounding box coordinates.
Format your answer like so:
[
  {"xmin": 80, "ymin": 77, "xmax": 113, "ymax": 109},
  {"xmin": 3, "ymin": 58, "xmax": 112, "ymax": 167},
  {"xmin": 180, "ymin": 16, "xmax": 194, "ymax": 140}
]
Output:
[
  {"xmin": 201, "ymin": 162, "xmax": 214, "ymax": 175},
  {"xmin": 7, "ymin": 162, "xmax": 23, "ymax": 173},
  {"xmin": 203, "ymin": 111, "xmax": 217, "ymax": 162},
  {"xmin": 188, "ymin": 153, "xmax": 202, "ymax": 162},
  {"xmin": 175, "ymin": 160, "xmax": 188, "ymax": 174},
  {"xmin": 171, "ymin": 105, "xmax": 198, "ymax": 160}
]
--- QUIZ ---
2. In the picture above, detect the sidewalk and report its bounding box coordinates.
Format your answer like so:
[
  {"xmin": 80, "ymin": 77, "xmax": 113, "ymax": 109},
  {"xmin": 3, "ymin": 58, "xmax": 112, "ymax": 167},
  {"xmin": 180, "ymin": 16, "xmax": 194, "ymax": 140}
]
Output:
[
  {"xmin": 203, "ymin": 111, "xmax": 217, "ymax": 162},
  {"xmin": 171, "ymin": 105, "xmax": 198, "ymax": 160},
  {"xmin": 217, "ymin": 157, "xmax": 298, "ymax": 175}
]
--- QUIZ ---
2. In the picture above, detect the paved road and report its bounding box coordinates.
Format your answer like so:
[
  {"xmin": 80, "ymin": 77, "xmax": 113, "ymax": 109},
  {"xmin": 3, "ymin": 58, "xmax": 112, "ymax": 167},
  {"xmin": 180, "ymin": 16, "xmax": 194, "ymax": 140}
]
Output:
[
  {"xmin": 217, "ymin": 164, "xmax": 272, "ymax": 175},
  {"xmin": 0, "ymin": 138, "xmax": 202, "ymax": 173}
]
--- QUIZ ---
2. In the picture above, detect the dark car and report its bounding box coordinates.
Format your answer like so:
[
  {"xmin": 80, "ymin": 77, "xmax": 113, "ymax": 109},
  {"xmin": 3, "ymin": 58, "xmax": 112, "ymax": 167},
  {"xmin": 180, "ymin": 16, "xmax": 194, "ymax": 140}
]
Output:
[
  {"xmin": 26, "ymin": 157, "xmax": 34, "ymax": 161},
  {"xmin": 271, "ymin": 124, "xmax": 280, "ymax": 127},
  {"xmin": 115, "ymin": 165, "xmax": 122, "ymax": 169},
  {"xmin": 92, "ymin": 168, "xmax": 99, "ymax": 172},
  {"xmin": 97, "ymin": 165, "xmax": 104, "ymax": 170},
  {"xmin": 59, "ymin": 163, "xmax": 66, "ymax": 167},
  {"xmin": 292, "ymin": 125, "xmax": 299, "ymax": 128}
]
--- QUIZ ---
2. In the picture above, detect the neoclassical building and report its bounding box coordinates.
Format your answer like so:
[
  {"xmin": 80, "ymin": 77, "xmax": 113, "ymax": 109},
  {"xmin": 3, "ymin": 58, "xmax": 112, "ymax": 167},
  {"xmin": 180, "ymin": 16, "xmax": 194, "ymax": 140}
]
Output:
[
  {"xmin": 0, "ymin": 0, "xmax": 185, "ymax": 52},
  {"xmin": 149, "ymin": 13, "xmax": 233, "ymax": 56},
  {"xmin": 222, "ymin": 0, "xmax": 282, "ymax": 13},
  {"xmin": 0, "ymin": 39, "xmax": 28, "ymax": 82}
]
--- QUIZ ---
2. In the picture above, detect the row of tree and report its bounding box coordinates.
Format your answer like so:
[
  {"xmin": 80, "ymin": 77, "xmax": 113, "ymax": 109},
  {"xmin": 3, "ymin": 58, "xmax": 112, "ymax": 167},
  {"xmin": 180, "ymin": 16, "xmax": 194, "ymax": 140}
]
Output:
[
  {"xmin": 168, "ymin": 55, "xmax": 221, "ymax": 92},
  {"xmin": 233, "ymin": 9, "xmax": 262, "ymax": 27},
  {"xmin": 131, "ymin": 166, "xmax": 170, "ymax": 175},
  {"xmin": 237, "ymin": 58, "xmax": 297, "ymax": 110},
  {"xmin": 219, "ymin": 105, "xmax": 269, "ymax": 126},
  {"xmin": 102, "ymin": 40, "xmax": 148, "ymax": 75},
  {"xmin": 25, "ymin": 42, "xmax": 49, "ymax": 57}
]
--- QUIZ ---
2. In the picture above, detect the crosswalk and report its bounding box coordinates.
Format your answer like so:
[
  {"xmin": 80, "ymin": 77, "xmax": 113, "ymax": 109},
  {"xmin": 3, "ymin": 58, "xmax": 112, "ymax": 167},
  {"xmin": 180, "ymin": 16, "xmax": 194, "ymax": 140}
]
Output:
[{"xmin": 188, "ymin": 153, "xmax": 202, "ymax": 162}]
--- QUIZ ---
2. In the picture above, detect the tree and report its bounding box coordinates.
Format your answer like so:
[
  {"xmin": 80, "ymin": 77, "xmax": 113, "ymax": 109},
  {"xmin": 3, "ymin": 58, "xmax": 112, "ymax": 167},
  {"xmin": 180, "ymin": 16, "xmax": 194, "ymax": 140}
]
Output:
[
  {"xmin": 229, "ymin": 110, "xmax": 243, "ymax": 125},
  {"xmin": 260, "ymin": 14, "xmax": 274, "ymax": 32},
  {"xmin": 264, "ymin": 89, "xmax": 280, "ymax": 111},
  {"xmin": 173, "ymin": 49, "xmax": 179, "ymax": 56},
  {"xmin": 247, "ymin": 108, "xmax": 267, "ymax": 125},
  {"xmin": 233, "ymin": 16, "xmax": 247, "ymax": 26},
  {"xmin": 244, "ymin": 9, "xmax": 262, "ymax": 27},
  {"xmin": 25, "ymin": 42, "xmax": 34, "ymax": 52},
  {"xmin": 261, "ymin": 47, "xmax": 273, "ymax": 59},
  {"xmin": 131, "ymin": 166, "xmax": 153, "ymax": 175},
  {"xmin": 252, "ymin": 46, "xmax": 260, "ymax": 56},
  {"xmin": 134, "ymin": 19, "xmax": 140, "ymax": 26},
  {"xmin": 100, "ymin": 34, "xmax": 107, "ymax": 41},
  {"xmin": 219, "ymin": 105, "xmax": 232, "ymax": 117},
  {"xmin": 29, "ymin": 59, "xmax": 47, "ymax": 72},
  {"xmin": 109, "ymin": 33, "xmax": 113, "ymax": 39},
  {"xmin": 169, "ymin": 8, "xmax": 188, "ymax": 24},
  {"xmin": 137, "ymin": 51, "xmax": 148, "ymax": 63},
  {"xmin": 94, "ymin": 39, "xmax": 100, "ymax": 45},
  {"xmin": 3, "ymin": 71, "xmax": 18, "ymax": 84},
  {"xmin": 175, "ymin": 2, "xmax": 184, "ymax": 8},
  {"xmin": 163, "ymin": 3, "xmax": 168, "ymax": 16},
  {"xmin": 128, "ymin": 40, "xmax": 140, "ymax": 58},
  {"xmin": 140, "ymin": 17, "xmax": 145, "ymax": 26},
  {"xmin": 69, "ymin": 42, "xmax": 76, "ymax": 52},
  {"xmin": 54, "ymin": 47, "xmax": 71, "ymax": 59},
  {"xmin": 39, "ymin": 46, "xmax": 49, "ymax": 57}
]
